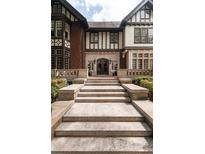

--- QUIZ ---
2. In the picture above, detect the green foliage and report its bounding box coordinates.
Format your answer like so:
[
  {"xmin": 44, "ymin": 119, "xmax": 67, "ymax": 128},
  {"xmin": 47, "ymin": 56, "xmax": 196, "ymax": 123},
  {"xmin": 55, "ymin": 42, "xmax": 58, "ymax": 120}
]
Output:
[
  {"xmin": 140, "ymin": 80, "xmax": 153, "ymax": 92},
  {"xmin": 51, "ymin": 85, "xmax": 58, "ymax": 103},
  {"xmin": 133, "ymin": 76, "xmax": 153, "ymax": 85},
  {"xmin": 133, "ymin": 76, "xmax": 153, "ymax": 101},
  {"xmin": 51, "ymin": 78, "xmax": 67, "ymax": 89},
  {"xmin": 51, "ymin": 78, "xmax": 67, "ymax": 103}
]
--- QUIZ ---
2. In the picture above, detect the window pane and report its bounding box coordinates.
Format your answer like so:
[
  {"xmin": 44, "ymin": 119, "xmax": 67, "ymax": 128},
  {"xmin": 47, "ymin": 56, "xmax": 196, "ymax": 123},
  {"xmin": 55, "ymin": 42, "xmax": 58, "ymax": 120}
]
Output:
[
  {"xmin": 141, "ymin": 29, "xmax": 148, "ymax": 36},
  {"xmin": 144, "ymin": 59, "xmax": 149, "ymax": 69},
  {"xmin": 141, "ymin": 10, "xmax": 145, "ymax": 18},
  {"xmin": 133, "ymin": 53, "xmax": 137, "ymax": 58},
  {"xmin": 141, "ymin": 36, "xmax": 147, "ymax": 43},
  {"xmin": 62, "ymin": 6, "xmax": 65, "ymax": 14},
  {"xmin": 148, "ymin": 29, "xmax": 153, "ymax": 43},
  {"xmin": 138, "ymin": 59, "xmax": 143, "ymax": 69},
  {"xmin": 138, "ymin": 54, "xmax": 143, "ymax": 57},
  {"xmin": 134, "ymin": 28, "xmax": 140, "ymax": 36},
  {"xmin": 56, "ymin": 21, "xmax": 62, "ymax": 37},
  {"xmin": 134, "ymin": 36, "xmax": 141, "ymax": 43},
  {"xmin": 110, "ymin": 32, "xmax": 118, "ymax": 43},
  {"xmin": 51, "ymin": 21, "xmax": 55, "ymax": 37},
  {"xmin": 132, "ymin": 59, "xmax": 137, "ymax": 69},
  {"xmin": 145, "ymin": 10, "xmax": 150, "ymax": 18},
  {"xmin": 90, "ymin": 33, "xmax": 98, "ymax": 43},
  {"xmin": 144, "ymin": 53, "xmax": 149, "ymax": 57}
]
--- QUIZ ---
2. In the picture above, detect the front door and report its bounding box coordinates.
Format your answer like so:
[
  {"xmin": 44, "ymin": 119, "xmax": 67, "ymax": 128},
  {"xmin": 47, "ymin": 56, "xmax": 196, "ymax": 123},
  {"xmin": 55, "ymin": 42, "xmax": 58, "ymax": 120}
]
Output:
[{"xmin": 97, "ymin": 58, "xmax": 109, "ymax": 75}]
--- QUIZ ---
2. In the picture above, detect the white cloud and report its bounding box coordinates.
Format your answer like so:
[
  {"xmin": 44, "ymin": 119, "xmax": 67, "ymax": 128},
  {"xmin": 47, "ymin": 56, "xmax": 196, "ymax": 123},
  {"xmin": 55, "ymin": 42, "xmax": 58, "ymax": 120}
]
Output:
[{"xmin": 84, "ymin": 0, "xmax": 141, "ymax": 21}]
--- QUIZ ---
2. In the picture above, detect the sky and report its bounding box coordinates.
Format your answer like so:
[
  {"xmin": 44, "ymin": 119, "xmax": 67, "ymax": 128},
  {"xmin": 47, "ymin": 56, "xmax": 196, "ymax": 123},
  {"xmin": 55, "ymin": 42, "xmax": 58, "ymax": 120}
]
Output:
[{"xmin": 66, "ymin": 0, "xmax": 141, "ymax": 21}]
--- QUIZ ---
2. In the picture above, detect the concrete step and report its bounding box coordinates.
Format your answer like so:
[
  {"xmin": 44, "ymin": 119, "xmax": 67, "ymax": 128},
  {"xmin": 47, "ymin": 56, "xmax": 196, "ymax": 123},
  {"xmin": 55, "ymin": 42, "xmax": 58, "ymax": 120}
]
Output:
[
  {"xmin": 55, "ymin": 122, "xmax": 152, "ymax": 137},
  {"xmin": 80, "ymin": 86, "xmax": 125, "ymax": 92},
  {"xmin": 51, "ymin": 137, "xmax": 153, "ymax": 154},
  {"xmin": 86, "ymin": 80, "xmax": 119, "ymax": 83},
  {"xmin": 85, "ymin": 83, "xmax": 120, "ymax": 86},
  {"xmin": 63, "ymin": 103, "xmax": 144, "ymax": 122},
  {"xmin": 78, "ymin": 91, "xmax": 129, "ymax": 97},
  {"xmin": 75, "ymin": 97, "xmax": 130, "ymax": 103}
]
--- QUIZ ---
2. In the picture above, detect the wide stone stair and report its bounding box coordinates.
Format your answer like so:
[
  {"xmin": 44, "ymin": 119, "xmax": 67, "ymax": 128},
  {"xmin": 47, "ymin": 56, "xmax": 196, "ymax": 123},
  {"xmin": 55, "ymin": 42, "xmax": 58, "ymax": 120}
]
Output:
[{"xmin": 52, "ymin": 77, "xmax": 153, "ymax": 154}]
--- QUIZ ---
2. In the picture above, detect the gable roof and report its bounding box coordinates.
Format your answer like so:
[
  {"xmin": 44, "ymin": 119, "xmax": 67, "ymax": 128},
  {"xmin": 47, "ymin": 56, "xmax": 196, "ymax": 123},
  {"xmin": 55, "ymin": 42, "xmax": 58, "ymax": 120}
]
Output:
[
  {"xmin": 57, "ymin": 0, "xmax": 88, "ymax": 27},
  {"xmin": 120, "ymin": 0, "xmax": 153, "ymax": 26}
]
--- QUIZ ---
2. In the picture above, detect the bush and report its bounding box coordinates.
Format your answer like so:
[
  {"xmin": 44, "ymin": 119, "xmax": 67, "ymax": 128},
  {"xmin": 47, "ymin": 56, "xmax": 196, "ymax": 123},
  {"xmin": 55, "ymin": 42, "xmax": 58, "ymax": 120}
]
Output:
[
  {"xmin": 133, "ymin": 76, "xmax": 153, "ymax": 101},
  {"xmin": 51, "ymin": 78, "xmax": 67, "ymax": 103},
  {"xmin": 140, "ymin": 80, "xmax": 153, "ymax": 92},
  {"xmin": 140, "ymin": 79, "xmax": 153, "ymax": 101},
  {"xmin": 133, "ymin": 76, "xmax": 153, "ymax": 85},
  {"xmin": 51, "ymin": 85, "xmax": 58, "ymax": 103},
  {"xmin": 51, "ymin": 78, "xmax": 67, "ymax": 89}
]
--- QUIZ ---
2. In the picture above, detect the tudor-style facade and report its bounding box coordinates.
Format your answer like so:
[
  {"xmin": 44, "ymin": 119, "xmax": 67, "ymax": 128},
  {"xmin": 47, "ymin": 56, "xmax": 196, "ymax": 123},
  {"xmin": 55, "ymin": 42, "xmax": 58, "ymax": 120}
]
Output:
[
  {"xmin": 51, "ymin": 0, "xmax": 87, "ymax": 69},
  {"xmin": 51, "ymin": 0, "xmax": 153, "ymax": 75},
  {"xmin": 121, "ymin": 0, "xmax": 153, "ymax": 70},
  {"xmin": 85, "ymin": 22, "xmax": 123, "ymax": 76}
]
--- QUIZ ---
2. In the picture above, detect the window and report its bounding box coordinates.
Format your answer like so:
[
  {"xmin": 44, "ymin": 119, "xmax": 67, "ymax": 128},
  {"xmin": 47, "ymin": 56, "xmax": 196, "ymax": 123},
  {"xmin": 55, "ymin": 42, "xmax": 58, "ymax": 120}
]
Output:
[
  {"xmin": 110, "ymin": 32, "xmax": 118, "ymax": 43},
  {"xmin": 144, "ymin": 53, "xmax": 149, "ymax": 58},
  {"xmin": 64, "ymin": 50, "xmax": 69, "ymax": 69},
  {"xmin": 138, "ymin": 59, "xmax": 143, "ymax": 69},
  {"xmin": 141, "ymin": 28, "xmax": 148, "ymax": 43},
  {"xmin": 51, "ymin": 21, "xmax": 55, "ymax": 37},
  {"xmin": 62, "ymin": 6, "xmax": 65, "ymax": 15},
  {"xmin": 90, "ymin": 32, "xmax": 98, "ymax": 43},
  {"xmin": 139, "ymin": 4, "xmax": 152, "ymax": 22},
  {"xmin": 148, "ymin": 29, "xmax": 153, "ymax": 43},
  {"xmin": 52, "ymin": 4, "xmax": 61, "ymax": 14},
  {"xmin": 56, "ymin": 21, "xmax": 62, "ymax": 37},
  {"xmin": 51, "ymin": 49, "xmax": 64, "ymax": 69},
  {"xmin": 144, "ymin": 59, "xmax": 149, "ymax": 69},
  {"xmin": 150, "ymin": 59, "xmax": 153, "ymax": 69},
  {"xmin": 134, "ymin": 28, "xmax": 153, "ymax": 44},
  {"xmin": 132, "ymin": 59, "xmax": 137, "ymax": 69},
  {"xmin": 65, "ymin": 23, "xmax": 70, "ymax": 40}
]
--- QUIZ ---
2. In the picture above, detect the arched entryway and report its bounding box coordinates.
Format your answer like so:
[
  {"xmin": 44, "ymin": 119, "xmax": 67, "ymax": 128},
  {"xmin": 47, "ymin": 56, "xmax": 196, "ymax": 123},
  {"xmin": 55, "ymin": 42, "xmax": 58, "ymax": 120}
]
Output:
[{"xmin": 97, "ymin": 58, "xmax": 109, "ymax": 75}]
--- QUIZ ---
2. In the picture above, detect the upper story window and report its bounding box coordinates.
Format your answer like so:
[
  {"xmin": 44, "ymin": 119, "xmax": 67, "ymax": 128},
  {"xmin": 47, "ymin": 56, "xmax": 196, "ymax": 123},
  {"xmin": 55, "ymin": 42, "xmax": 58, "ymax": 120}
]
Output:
[
  {"xmin": 65, "ymin": 23, "xmax": 70, "ymax": 40},
  {"xmin": 51, "ymin": 20, "xmax": 63, "ymax": 37},
  {"xmin": 110, "ymin": 32, "xmax": 119, "ymax": 43},
  {"xmin": 52, "ymin": 4, "xmax": 61, "ymax": 14},
  {"xmin": 56, "ymin": 21, "xmax": 62, "ymax": 37},
  {"xmin": 139, "ymin": 4, "xmax": 152, "ymax": 22},
  {"xmin": 134, "ymin": 28, "xmax": 153, "ymax": 44},
  {"xmin": 90, "ymin": 32, "xmax": 99, "ymax": 43},
  {"xmin": 51, "ymin": 21, "xmax": 55, "ymax": 37}
]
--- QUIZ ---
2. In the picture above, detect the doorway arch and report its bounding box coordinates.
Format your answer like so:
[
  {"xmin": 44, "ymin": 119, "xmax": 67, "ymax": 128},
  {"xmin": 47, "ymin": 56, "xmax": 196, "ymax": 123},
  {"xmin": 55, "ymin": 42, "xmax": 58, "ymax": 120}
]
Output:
[{"xmin": 97, "ymin": 58, "xmax": 109, "ymax": 75}]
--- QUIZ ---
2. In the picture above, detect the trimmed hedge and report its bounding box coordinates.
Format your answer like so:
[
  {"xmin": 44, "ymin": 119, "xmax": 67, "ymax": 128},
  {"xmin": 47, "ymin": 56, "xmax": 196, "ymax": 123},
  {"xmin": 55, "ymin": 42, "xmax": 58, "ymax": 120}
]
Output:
[{"xmin": 133, "ymin": 76, "xmax": 153, "ymax": 101}]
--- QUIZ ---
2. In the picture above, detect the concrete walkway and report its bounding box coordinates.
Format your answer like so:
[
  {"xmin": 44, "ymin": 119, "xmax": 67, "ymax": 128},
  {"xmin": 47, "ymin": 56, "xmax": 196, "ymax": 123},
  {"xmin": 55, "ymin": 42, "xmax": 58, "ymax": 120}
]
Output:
[{"xmin": 52, "ymin": 77, "xmax": 153, "ymax": 154}]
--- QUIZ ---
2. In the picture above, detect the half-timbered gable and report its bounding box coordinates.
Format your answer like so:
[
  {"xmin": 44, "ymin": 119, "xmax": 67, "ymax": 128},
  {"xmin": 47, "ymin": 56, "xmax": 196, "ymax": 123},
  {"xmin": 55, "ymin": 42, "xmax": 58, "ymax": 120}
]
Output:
[{"xmin": 120, "ymin": 0, "xmax": 153, "ymax": 70}]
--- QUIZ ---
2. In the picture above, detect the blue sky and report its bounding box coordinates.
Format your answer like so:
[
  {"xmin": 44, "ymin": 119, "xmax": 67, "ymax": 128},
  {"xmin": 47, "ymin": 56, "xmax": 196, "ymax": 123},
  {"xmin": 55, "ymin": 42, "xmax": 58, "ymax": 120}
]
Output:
[{"xmin": 67, "ymin": 0, "xmax": 141, "ymax": 21}]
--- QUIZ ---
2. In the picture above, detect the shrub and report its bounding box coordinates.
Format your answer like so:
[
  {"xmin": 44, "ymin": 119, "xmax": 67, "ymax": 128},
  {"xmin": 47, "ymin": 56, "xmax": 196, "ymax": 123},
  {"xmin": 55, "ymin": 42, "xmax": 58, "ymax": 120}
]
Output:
[
  {"xmin": 51, "ymin": 78, "xmax": 67, "ymax": 89},
  {"xmin": 140, "ymin": 80, "xmax": 153, "ymax": 92},
  {"xmin": 51, "ymin": 78, "xmax": 67, "ymax": 103},
  {"xmin": 133, "ymin": 76, "xmax": 153, "ymax": 85},
  {"xmin": 140, "ymin": 79, "xmax": 153, "ymax": 101},
  {"xmin": 51, "ymin": 85, "xmax": 58, "ymax": 103}
]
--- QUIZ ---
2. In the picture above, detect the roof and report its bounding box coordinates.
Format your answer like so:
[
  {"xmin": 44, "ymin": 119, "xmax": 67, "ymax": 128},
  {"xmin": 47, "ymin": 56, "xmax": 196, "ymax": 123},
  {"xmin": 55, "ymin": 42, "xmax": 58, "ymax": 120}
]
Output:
[
  {"xmin": 57, "ymin": 0, "xmax": 88, "ymax": 27},
  {"xmin": 88, "ymin": 22, "xmax": 121, "ymax": 29},
  {"xmin": 121, "ymin": 0, "xmax": 153, "ymax": 26}
]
